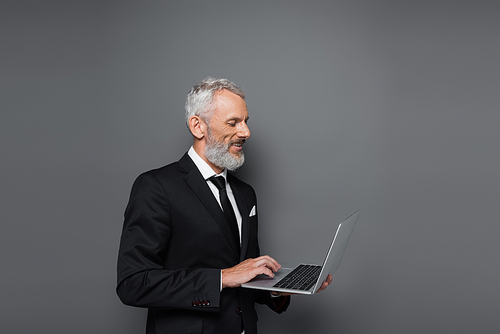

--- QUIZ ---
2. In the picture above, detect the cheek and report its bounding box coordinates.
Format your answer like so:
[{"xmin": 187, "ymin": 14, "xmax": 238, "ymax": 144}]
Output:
[
  {"xmin": 220, "ymin": 130, "xmax": 235, "ymax": 141},
  {"xmin": 210, "ymin": 126, "xmax": 230, "ymax": 140}
]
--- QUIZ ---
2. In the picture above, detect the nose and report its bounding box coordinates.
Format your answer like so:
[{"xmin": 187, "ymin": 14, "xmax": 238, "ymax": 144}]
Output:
[{"xmin": 238, "ymin": 121, "xmax": 251, "ymax": 139}]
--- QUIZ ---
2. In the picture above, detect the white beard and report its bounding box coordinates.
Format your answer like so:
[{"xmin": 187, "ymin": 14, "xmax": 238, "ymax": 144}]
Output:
[{"xmin": 204, "ymin": 131, "xmax": 245, "ymax": 171}]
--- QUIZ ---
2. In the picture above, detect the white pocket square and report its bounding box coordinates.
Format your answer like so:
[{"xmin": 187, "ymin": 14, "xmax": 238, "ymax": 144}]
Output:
[{"xmin": 249, "ymin": 205, "xmax": 256, "ymax": 217}]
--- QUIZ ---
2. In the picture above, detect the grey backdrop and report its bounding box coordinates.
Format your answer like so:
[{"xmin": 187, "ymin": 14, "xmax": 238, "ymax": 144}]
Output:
[{"xmin": 2, "ymin": 1, "xmax": 499, "ymax": 333}]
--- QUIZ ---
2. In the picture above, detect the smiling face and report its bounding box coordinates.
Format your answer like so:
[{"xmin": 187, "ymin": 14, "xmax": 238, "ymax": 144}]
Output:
[{"xmin": 203, "ymin": 89, "xmax": 251, "ymax": 172}]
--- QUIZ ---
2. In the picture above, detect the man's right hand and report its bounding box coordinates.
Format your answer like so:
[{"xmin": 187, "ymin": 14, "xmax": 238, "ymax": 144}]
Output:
[{"xmin": 221, "ymin": 255, "xmax": 281, "ymax": 289}]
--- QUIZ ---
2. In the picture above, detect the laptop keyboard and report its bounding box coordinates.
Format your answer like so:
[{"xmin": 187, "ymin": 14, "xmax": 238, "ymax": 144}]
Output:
[{"xmin": 273, "ymin": 264, "xmax": 322, "ymax": 291}]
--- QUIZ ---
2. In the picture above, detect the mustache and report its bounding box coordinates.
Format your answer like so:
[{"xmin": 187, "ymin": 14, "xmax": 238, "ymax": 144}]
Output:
[{"xmin": 229, "ymin": 139, "xmax": 246, "ymax": 146}]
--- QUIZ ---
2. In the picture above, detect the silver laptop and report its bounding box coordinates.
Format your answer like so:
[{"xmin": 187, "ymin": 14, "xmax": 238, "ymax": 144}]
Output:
[{"xmin": 241, "ymin": 210, "xmax": 360, "ymax": 295}]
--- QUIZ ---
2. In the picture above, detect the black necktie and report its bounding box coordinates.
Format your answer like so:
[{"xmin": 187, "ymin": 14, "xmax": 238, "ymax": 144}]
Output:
[{"xmin": 209, "ymin": 176, "xmax": 240, "ymax": 252}]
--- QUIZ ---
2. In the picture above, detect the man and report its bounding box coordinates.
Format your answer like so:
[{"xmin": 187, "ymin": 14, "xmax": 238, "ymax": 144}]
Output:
[{"xmin": 117, "ymin": 78, "xmax": 331, "ymax": 334}]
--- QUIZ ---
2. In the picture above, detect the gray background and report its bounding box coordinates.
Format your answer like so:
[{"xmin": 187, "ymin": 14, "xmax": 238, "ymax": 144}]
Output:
[{"xmin": 2, "ymin": 1, "xmax": 499, "ymax": 333}]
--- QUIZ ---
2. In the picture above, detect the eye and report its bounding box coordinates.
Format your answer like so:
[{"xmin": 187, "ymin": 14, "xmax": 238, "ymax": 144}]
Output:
[{"xmin": 227, "ymin": 121, "xmax": 236, "ymax": 127}]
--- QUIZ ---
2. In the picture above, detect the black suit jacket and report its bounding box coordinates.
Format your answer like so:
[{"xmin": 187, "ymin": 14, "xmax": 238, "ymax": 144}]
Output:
[{"xmin": 117, "ymin": 153, "xmax": 289, "ymax": 334}]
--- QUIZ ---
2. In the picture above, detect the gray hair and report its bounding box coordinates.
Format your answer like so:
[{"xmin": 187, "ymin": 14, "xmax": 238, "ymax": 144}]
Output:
[{"xmin": 185, "ymin": 77, "xmax": 245, "ymax": 131}]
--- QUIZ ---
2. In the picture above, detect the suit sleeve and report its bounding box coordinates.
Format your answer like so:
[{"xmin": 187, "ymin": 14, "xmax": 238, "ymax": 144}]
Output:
[{"xmin": 116, "ymin": 172, "xmax": 221, "ymax": 310}]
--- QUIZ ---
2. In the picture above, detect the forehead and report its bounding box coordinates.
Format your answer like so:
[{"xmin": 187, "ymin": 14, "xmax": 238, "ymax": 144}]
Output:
[{"xmin": 212, "ymin": 90, "xmax": 248, "ymax": 120}]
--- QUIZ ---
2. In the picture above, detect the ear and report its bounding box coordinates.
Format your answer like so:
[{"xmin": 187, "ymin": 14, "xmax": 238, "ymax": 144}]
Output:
[{"xmin": 188, "ymin": 115, "xmax": 207, "ymax": 140}]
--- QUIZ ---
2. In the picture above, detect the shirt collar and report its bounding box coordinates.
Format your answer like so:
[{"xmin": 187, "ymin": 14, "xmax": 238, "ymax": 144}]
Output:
[{"xmin": 188, "ymin": 146, "xmax": 227, "ymax": 180}]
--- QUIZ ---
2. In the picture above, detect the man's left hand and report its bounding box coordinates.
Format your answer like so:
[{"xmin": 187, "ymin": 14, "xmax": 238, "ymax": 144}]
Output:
[{"xmin": 315, "ymin": 274, "xmax": 333, "ymax": 293}]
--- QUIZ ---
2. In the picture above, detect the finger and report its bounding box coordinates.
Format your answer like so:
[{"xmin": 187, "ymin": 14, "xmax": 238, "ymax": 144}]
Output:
[
  {"xmin": 252, "ymin": 265, "xmax": 275, "ymax": 278},
  {"xmin": 317, "ymin": 283, "xmax": 326, "ymax": 293},
  {"xmin": 316, "ymin": 280, "xmax": 330, "ymax": 293},
  {"xmin": 256, "ymin": 255, "xmax": 281, "ymax": 271},
  {"xmin": 257, "ymin": 255, "xmax": 279, "ymax": 265}
]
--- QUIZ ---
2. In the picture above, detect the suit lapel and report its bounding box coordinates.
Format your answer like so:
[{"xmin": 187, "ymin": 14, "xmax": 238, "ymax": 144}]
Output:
[
  {"xmin": 179, "ymin": 154, "xmax": 241, "ymax": 257},
  {"xmin": 228, "ymin": 174, "xmax": 250, "ymax": 262}
]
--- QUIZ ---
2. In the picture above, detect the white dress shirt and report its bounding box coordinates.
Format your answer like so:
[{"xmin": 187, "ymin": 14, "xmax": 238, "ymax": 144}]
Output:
[
  {"xmin": 188, "ymin": 147, "xmax": 270, "ymax": 334},
  {"xmin": 188, "ymin": 146, "xmax": 242, "ymax": 242}
]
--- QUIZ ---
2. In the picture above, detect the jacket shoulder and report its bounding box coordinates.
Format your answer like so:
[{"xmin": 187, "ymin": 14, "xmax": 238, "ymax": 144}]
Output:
[{"xmin": 137, "ymin": 153, "xmax": 194, "ymax": 182}]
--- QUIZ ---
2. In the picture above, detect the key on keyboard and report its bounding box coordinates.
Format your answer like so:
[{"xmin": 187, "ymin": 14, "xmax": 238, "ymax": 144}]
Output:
[{"xmin": 273, "ymin": 264, "xmax": 322, "ymax": 291}]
